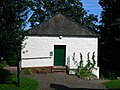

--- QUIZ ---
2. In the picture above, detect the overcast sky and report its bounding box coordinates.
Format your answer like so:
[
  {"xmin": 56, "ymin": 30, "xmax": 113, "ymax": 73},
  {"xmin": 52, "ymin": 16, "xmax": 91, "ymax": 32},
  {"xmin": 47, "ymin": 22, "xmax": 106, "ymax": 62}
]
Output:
[{"xmin": 81, "ymin": 0, "xmax": 102, "ymax": 22}]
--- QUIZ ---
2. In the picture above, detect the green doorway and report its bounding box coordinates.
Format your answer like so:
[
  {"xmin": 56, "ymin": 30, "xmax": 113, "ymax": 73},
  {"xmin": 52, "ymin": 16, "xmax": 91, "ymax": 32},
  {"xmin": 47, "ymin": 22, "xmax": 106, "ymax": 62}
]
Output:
[{"xmin": 54, "ymin": 45, "xmax": 66, "ymax": 66}]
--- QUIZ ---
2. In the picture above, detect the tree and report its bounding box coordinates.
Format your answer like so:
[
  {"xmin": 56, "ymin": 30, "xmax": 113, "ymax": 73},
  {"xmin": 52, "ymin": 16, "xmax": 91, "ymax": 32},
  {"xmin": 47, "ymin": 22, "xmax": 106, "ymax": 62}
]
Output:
[
  {"xmin": 27, "ymin": 0, "xmax": 98, "ymax": 31},
  {"xmin": 0, "ymin": 0, "xmax": 28, "ymax": 65},
  {"xmin": 99, "ymin": 0, "xmax": 120, "ymax": 77}
]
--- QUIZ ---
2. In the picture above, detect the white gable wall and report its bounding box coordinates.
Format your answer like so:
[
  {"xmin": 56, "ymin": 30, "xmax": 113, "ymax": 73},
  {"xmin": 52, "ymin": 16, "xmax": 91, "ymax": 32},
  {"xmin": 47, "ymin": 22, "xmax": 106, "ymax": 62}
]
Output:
[{"xmin": 21, "ymin": 36, "xmax": 99, "ymax": 78}]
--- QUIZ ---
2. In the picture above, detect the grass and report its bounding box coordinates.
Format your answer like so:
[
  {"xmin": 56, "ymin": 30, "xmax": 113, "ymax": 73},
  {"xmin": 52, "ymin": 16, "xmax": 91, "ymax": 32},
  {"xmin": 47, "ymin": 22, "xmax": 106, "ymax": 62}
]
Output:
[
  {"xmin": 0, "ymin": 75, "xmax": 38, "ymax": 90},
  {"xmin": 104, "ymin": 80, "xmax": 120, "ymax": 89},
  {"xmin": 0, "ymin": 68, "xmax": 38, "ymax": 90}
]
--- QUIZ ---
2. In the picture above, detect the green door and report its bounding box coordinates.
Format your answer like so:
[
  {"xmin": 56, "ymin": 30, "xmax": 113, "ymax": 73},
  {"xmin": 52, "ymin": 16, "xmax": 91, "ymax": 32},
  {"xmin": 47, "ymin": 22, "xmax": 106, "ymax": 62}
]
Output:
[{"xmin": 54, "ymin": 45, "xmax": 66, "ymax": 66}]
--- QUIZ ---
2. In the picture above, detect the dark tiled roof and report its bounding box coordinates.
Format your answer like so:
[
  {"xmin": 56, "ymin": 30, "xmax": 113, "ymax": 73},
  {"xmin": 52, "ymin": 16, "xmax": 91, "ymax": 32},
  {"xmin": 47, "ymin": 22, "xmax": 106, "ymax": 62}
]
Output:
[{"xmin": 28, "ymin": 14, "xmax": 97, "ymax": 37}]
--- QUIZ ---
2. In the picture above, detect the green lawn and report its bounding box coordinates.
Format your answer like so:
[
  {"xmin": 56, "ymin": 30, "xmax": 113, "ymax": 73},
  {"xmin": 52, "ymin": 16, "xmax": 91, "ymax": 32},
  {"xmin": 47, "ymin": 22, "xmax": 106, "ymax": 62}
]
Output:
[
  {"xmin": 0, "ymin": 68, "xmax": 38, "ymax": 90},
  {"xmin": 0, "ymin": 76, "xmax": 38, "ymax": 90},
  {"xmin": 104, "ymin": 80, "xmax": 120, "ymax": 89}
]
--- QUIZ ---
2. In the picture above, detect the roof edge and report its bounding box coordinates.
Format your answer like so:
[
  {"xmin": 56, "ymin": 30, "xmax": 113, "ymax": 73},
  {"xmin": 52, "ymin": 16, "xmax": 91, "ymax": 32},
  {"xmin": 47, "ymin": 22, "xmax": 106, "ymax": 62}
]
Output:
[{"xmin": 25, "ymin": 34, "xmax": 98, "ymax": 38}]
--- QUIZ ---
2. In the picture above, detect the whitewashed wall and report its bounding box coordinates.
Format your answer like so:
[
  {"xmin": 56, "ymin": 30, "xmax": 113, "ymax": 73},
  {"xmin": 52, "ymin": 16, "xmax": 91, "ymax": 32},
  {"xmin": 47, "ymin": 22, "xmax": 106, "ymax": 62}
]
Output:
[{"xmin": 21, "ymin": 36, "xmax": 99, "ymax": 78}]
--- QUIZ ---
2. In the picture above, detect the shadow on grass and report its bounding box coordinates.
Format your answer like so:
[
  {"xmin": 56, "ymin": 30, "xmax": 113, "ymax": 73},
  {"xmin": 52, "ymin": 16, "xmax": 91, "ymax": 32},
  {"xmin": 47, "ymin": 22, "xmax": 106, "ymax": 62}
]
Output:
[
  {"xmin": 0, "ymin": 68, "xmax": 13, "ymax": 84},
  {"xmin": 0, "ymin": 68, "xmax": 17, "ymax": 86},
  {"xmin": 50, "ymin": 83, "xmax": 101, "ymax": 90}
]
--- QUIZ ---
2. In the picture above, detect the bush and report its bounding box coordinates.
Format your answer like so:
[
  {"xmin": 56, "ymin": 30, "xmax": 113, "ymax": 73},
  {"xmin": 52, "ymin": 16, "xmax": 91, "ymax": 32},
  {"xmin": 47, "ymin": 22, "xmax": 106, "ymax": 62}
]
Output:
[
  {"xmin": 0, "ymin": 60, "xmax": 6, "ymax": 68},
  {"xmin": 21, "ymin": 69, "xmax": 32, "ymax": 75},
  {"xmin": 76, "ymin": 52, "xmax": 97, "ymax": 79},
  {"xmin": 100, "ymin": 69, "xmax": 117, "ymax": 80},
  {"xmin": 108, "ymin": 71, "xmax": 117, "ymax": 80}
]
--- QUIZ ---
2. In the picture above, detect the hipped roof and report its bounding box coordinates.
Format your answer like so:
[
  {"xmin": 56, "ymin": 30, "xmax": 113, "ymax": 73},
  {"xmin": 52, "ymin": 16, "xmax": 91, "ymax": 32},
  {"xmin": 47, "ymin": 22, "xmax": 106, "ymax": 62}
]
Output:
[{"xmin": 28, "ymin": 14, "xmax": 97, "ymax": 37}]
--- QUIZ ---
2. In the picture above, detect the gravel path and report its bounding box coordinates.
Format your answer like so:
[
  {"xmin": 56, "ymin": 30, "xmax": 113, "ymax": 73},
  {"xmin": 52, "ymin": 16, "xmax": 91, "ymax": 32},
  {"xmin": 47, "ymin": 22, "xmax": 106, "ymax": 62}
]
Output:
[
  {"xmin": 3, "ymin": 67, "xmax": 108, "ymax": 90},
  {"xmin": 27, "ymin": 73, "xmax": 108, "ymax": 90}
]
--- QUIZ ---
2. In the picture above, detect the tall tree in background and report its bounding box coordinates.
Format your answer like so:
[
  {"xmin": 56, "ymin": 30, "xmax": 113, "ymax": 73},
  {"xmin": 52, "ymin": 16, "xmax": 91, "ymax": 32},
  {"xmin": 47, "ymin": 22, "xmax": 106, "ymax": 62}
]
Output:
[
  {"xmin": 28, "ymin": 0, "xmax": 98, "ymax": 31},
  {"xmin": 0, "ymin": 0, "xmax": 28, "ymax": 66},
  {"xmin": 99, "ymin": 0, "xmax": 120, "ymax": 78}
]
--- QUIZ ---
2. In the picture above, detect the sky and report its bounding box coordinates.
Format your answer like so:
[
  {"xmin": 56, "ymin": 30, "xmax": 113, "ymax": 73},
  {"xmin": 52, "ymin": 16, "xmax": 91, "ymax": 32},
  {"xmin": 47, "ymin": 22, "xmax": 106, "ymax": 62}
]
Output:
[{"xmin": 81, "ymin": 0, "xmax": 102, "ymax": 22}]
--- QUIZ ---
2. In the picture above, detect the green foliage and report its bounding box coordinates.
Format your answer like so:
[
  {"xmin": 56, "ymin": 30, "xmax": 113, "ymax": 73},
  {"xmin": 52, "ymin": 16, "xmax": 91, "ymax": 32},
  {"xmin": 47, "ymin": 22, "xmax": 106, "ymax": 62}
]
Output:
[
  {"xmin": 0, "ymin": 0, "xmax": 26, "ymax": 65},
  {"xmin": 104, "ymin": 80, "xmax": 120, "ymax": 89},
  {"xmin": 27, "ymin": 0, "xmax": 98, "ymax": 31},
  {"xmin": 100, "ymin": 68, "xmax": 118, "ymax": 80},
  {"xmin": 99, "ymin": 0, "xmax": 120, "ymax": 75},
  {"xmin": 0, "ymin": 60, "xmax": 6, "ymax": 68},
  {"xmin": 77, "ymin": 68, "xmax": 95, "ymax": 79},
  {"xmin": 76, "ymin": 52, "xmax": 97, "ymax": 79},
  {"xmin": 108, "ymin": 71, "xmax": 117, "ymax": 80},
  {"xmin": 21, "ymin": 69, "xmax": 32, "ymax": 75}
]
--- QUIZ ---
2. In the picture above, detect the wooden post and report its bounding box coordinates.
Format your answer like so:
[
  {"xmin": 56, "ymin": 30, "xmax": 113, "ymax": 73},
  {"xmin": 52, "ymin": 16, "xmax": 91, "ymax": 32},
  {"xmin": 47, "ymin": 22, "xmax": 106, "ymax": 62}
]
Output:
[
  {"xmin": 17, "ymin": 40, "xmax": 21, "ymax": 87},
  {"xmin": 17, "ymin": 61, "xmax": 20, "ymax": 87}
]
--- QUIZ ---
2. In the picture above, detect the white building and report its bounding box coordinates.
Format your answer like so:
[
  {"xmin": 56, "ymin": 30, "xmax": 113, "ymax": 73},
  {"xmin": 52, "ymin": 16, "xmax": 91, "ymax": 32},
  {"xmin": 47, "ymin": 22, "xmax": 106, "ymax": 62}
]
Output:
[{"xmin": 21, "ymin": 14, "xmax": 99, "ymax": 78}]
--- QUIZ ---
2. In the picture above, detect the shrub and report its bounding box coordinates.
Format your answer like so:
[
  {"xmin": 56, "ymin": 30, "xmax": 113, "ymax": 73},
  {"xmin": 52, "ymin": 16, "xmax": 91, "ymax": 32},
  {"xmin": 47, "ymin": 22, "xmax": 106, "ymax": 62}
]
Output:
[
  {"xmin": 0, "ymin": 60, "xmax": 6, "ymax": 68},
  {"xmin": 76, "ymin": 52, "xmax": 97, "ymax": 79},
  {"xmin": 21, "ymin": 68, "xmax": 32, "ymax": 75}
]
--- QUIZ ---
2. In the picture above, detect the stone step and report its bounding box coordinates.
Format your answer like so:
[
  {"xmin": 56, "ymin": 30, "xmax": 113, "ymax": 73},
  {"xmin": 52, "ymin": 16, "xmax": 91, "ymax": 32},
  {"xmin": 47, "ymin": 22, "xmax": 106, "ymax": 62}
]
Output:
[{"xmin": 52, "ymin": 66, "xmax": 67, "ymax": 73}]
